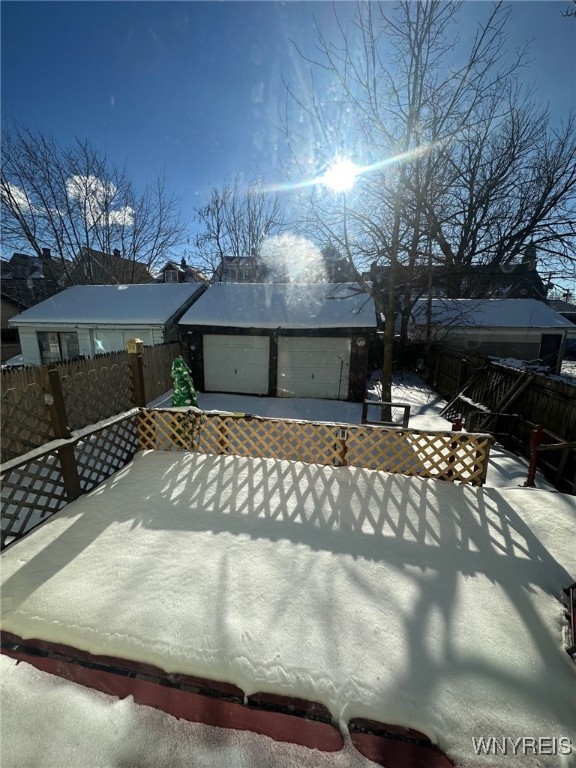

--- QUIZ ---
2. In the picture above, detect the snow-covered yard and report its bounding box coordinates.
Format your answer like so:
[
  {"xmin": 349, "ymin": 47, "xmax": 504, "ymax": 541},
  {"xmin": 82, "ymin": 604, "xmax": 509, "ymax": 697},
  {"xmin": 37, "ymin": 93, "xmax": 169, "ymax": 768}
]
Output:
[
  {"xmin": 1, "ymin": 449, "xmax": 574, "ymax": 767},
  {"xmin": 1, "ymin": 372, "xmax": 574, "ymax": 767}
]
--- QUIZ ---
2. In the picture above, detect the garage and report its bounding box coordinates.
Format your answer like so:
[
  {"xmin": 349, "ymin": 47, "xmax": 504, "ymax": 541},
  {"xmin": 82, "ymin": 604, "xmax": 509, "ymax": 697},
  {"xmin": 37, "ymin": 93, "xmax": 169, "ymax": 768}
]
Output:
[
  {"xmin": 203, "ymin": 334, "xmax": 269, "ymax": 395},
  {"xmin": 179, "ymin": 283, "xmax": 376, "ymax": 401},
  {"xmin": 277, "ymin": 337, "xmax": 351, "ymax": 399}
]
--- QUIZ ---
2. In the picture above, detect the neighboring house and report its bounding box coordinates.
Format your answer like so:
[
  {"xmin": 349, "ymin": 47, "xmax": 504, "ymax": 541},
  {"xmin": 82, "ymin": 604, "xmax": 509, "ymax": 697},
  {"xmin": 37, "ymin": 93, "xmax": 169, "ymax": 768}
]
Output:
[
  {"xmin": 1, "ymin": 250, "xmax": 65, "ymax": 362},
  {"xmin": 179, "ymin": 282, "xmax": 375, "ymax": 401},
  {"xmin": 9, "ymin": 283, "xmax": 206, "ymax": 366},
  {"xmin": 1, "ymin": 294, "xmax": 26, "ymax": 363},
  {"xmin": 157, "ymin": 258, "xmax": 208, "ymax": 284},
  {"xmin": 409, "ymin": 298, "xmax": 574, "ymax": 373},
  {"xmin": 548, "ymin": 298, "xmax": 576, "ymax": 356},
  {"xmin": 214, "ymin": 255, "xmax": 263, "ymax": 283},
  {"xmin": 65, "ymin": 247, "xmax": 155, "ymax": 285},
  {"xmin": 547, "ymin": 298, "xmax": 576, "ymax": 325},
  {"xmin": 365, "ymin": 244, "xmax": 549, "ymax": 301}
]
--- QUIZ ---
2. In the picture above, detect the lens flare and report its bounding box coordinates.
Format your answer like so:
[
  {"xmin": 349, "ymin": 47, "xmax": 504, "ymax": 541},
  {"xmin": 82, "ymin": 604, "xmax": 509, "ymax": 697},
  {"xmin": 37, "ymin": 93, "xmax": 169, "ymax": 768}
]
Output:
[
  {"xmin": 322, "ymin": 158, "xmax": 359, "ymax": 192},
  {"xmin": 265, "ymin": 142, "xmax": 435, "ymax": 195}
]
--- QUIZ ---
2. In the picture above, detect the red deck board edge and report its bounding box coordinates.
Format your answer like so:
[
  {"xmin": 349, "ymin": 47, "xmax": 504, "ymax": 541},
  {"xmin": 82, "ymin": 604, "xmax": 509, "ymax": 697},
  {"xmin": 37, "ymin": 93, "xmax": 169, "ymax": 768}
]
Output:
[{"xmin": 2, "ymin": 631, "xmax": 454, "ymax": 766}]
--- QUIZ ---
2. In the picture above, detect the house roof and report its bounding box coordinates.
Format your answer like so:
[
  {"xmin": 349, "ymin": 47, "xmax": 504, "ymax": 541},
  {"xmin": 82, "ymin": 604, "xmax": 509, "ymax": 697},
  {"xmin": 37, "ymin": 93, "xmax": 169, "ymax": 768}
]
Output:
[
  {"xmin": 410, "ymin": 298, "xmax": 574, "ymax": 328},
  {"xmin": 158, "ymin": 259, "xmax": 208, "ymax": 284},
  {"xmin": 179, "ymin": 282, "xmax": 376, "ymax": 329},
  {"xmin": 0, "ymin": 252, "xmax": 66, "ymax": 309},
  {"xmin": 365, "ymin": 260, "xmax": 548, "ymax": 300},
  {"xmin": 9, "ymin": 283, "xmax": 203, "ymax": 327},
  {"xmin": 65, "ymin": 247, "xmax": 155, "ymax": 285},
  {"xmin": 548, "ymin": 299, "xmax": 576, "ymax": 314}
]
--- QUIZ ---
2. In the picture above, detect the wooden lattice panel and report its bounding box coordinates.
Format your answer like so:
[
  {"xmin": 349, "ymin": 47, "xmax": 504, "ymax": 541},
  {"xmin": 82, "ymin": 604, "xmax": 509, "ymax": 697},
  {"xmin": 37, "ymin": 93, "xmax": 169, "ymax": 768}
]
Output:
[
  {"xmin": 1, "ymin": 451, "xmax": 67, "ymax": 548},
  {"xmin": 61, "ymin": 363, "xmax": 133, "ymax": 431},
  {"xmin": 137, "ymin": 410, "xmax": 196, "ymax": 451},
  {"xmin": 137, "ymin": 410, "xmax": 491, "ymax": 485},
  {"xmin": 76, "ymin": 417, "xmax": 139, "ymax": 493},
  {"xmin": 1, "ymin": 384, "xmax": 54, "ymax": 463},
  {"xmin": 212, "ymin": 416, "xmax": 344, "ymax": 465},
  {"xmin": 345, "ymin": 427, "xmax": 491, "ymax": 485}
]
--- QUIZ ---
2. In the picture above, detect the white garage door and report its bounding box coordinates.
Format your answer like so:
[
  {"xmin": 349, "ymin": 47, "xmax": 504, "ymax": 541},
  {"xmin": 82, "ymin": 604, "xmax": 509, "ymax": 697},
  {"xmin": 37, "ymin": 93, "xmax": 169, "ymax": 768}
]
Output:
[
  {"xmin": 277, "ymin": 337, "xmax": 351, "ymax": 399},
  {"xmin": 203, "ymin": 335, "xmax": 269, "ymax": 395}
]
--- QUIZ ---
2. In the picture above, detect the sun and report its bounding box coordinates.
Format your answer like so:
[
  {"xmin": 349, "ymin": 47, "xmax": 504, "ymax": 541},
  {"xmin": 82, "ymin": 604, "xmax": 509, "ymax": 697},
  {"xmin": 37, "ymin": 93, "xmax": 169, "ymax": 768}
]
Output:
[{"xmin": 323, "ymin": 158, "xmax": 359, "ymax": 192}]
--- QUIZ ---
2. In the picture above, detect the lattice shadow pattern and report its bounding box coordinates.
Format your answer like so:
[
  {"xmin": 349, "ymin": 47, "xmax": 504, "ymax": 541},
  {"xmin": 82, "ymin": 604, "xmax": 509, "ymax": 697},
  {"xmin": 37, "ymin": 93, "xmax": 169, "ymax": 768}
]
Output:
[
  {"xmin": 137, "ymin": 410, "xmax": 491, "ymax": 486},
  {"xmin": 1, "ymin": 451, "xmax": 67, "ymax": 548},
  {"xmin": 61, "ymin": 364, "xmax": 133, "ymax": 431},
  {"xmin": 1, "ymin": 384, "xmax": 54, "ymax": 462}
]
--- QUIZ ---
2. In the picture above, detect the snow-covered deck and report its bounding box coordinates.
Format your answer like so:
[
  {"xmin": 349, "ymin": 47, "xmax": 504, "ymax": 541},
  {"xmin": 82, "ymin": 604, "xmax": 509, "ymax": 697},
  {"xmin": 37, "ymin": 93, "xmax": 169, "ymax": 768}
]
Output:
[{"xmin": 2, "ymin": 448, "xmax": 575, "ymax": 767}]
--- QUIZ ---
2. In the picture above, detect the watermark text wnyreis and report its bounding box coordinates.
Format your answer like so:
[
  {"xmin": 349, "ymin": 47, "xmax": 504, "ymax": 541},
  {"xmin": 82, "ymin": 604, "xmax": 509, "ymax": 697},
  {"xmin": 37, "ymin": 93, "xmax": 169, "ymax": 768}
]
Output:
[{"xmin": 472, "ymin": 737, "xmax": 573, "ymax": 756}]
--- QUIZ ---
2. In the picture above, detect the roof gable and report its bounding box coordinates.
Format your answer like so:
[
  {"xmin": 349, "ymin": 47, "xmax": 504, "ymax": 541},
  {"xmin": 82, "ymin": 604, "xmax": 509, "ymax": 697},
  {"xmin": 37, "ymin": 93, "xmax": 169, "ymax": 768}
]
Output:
[{"xmin": 66, "ymin": 248, "xmax": 155, "ymax": 285}]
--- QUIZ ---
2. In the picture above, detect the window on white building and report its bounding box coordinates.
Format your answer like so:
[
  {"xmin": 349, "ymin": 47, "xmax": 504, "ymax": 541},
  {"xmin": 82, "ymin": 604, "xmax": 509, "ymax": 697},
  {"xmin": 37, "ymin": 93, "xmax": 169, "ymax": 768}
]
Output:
[{"xmin": 37, "ymin": 331, "xmax": 80, "ymax": 364}]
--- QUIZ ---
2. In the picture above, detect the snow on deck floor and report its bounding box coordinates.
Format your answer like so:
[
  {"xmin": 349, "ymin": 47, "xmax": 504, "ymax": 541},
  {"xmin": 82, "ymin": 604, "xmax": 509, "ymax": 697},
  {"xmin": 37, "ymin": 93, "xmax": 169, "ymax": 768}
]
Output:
[{"xmin": 1, "ymin": 450, "xmax": 575, "ymax": 767}]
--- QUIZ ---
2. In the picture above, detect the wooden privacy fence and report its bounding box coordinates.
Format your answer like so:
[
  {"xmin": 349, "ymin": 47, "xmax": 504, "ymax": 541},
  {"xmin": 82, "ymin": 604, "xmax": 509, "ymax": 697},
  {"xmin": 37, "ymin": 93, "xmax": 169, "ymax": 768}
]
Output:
[
  {"xmin": 137, "ymin": 408, "xmax": 493, "ymax": 486},
  {"xmin": 1, "ymin": 342, "xmax": 180, "ymax": 463},
  {"xmin": 424, "ymin": 346, "xmax": 576, "ymax": 442}
]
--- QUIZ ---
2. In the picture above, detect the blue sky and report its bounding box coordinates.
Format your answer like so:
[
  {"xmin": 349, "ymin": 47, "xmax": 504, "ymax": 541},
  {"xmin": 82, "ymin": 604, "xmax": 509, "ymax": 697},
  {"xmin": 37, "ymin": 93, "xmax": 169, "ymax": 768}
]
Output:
[{"xmin": 2, "ymin": 1, "xmax": 575, "ymax": 255}]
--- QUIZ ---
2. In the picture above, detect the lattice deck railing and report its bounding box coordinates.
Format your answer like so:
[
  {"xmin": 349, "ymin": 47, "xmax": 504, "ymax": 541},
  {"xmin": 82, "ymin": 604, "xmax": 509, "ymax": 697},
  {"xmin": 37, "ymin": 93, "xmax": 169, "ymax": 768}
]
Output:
[
  {"xmin": 1, "ymin": 412, "xmax": 139, "ymax": 549},
  {"xmin": 1, "ymin": 407, "xmax": 492, "ymax": 550},
  {"xmin": 137, "ymin": 409, "xmax": 492, "ymax": 487}
]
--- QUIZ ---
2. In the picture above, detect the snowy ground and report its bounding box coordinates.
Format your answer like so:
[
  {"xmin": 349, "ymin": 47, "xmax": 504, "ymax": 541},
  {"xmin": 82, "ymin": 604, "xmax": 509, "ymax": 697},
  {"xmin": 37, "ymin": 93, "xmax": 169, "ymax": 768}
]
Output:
[
  {"xmin": 1, "ymin": 450, "xmax": 574, "ymax": 767},
  {"xmin": 0, "ymin": 655, "xmax": 374, "ymax": 768},
  {"xmin": 1, "ymin": 372, "xmax": 572, "ymax": 767},
  {"xmin": 560, "ymin": 357, "xmax": 576, "ymax": 384},
  {"xmin": 149, "ymin": 371, "xmax": 549, "ymax": 490}
]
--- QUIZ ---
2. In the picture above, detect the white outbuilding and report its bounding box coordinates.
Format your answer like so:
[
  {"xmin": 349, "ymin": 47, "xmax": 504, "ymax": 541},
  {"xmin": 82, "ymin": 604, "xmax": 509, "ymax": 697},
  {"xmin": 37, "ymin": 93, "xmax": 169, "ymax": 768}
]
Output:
[
  {"xmin": 409, "ymin": 298, "xmax": 574, "ymax": 372},
  {"xmin": 9, "ymin": 283, "xmax": 206, "ymax": 365}
]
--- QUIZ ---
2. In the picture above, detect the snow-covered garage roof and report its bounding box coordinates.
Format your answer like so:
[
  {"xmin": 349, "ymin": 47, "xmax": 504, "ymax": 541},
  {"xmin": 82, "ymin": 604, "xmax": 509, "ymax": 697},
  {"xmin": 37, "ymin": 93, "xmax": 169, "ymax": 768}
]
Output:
[
  {"xmin": 410, "ymin": 298, "xmax": 574, "ymax": 328},
  {"xmin": 179, "ymin": 282, "xmax": 376, "ymax": 329},
  {"xmin": 9, "ymin": 283, "xmax": 204, "ymax": 327}
]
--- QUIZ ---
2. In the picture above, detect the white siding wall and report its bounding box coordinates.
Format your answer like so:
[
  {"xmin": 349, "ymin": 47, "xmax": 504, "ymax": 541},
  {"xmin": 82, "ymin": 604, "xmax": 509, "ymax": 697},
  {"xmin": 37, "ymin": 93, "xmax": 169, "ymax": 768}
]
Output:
[
  {"xmin": 90, "ymin": 328, "xmax": 156, "ymax": 356},
  {"xmin": 437, "ymin": 328, "xmax": 543, "ymax": 359},
  {"xmin": 78, "ymin": 330, "xmax": 93, "ymax": 358},
  {"xmin": 16, "ymin": 325, "xmax": 159, "ymax": 364},
  {"xmin": 17, "ymin": 328, "xmax": 41, "ymax": 365}
]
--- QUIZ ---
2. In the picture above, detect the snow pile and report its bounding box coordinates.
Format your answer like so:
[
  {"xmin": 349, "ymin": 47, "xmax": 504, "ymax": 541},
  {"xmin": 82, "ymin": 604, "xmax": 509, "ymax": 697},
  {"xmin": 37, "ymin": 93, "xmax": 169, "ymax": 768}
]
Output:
[
  {"xmin": 0, "ymin": 656, "xmax": 373, "ymax": 768},
  {"xmin": 1, "ymin": 450, "xmax": 575, "ymax": 767}
]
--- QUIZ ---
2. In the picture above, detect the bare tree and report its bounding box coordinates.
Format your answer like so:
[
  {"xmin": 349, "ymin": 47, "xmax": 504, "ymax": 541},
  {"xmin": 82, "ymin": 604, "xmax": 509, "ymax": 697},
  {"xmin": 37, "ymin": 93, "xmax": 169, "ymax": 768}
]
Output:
[
  {"xmin": 282, "ymin": 1, "xmax": 576, "ymax": 414},
  {"xmin": 1, "ymin": 124, "xmax": 187, "ymax": 283},
  {"xmin": 193, "ymin": 175, "xmax": 285, "ymax": 281}
]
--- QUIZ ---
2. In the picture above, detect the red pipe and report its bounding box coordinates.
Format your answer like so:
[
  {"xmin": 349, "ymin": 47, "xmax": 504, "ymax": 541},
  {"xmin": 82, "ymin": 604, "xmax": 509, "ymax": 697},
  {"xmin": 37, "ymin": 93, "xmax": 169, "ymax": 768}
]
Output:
[{"xmin": 523, "ymin": 424, "xmax": 545, "ymax": 487}]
